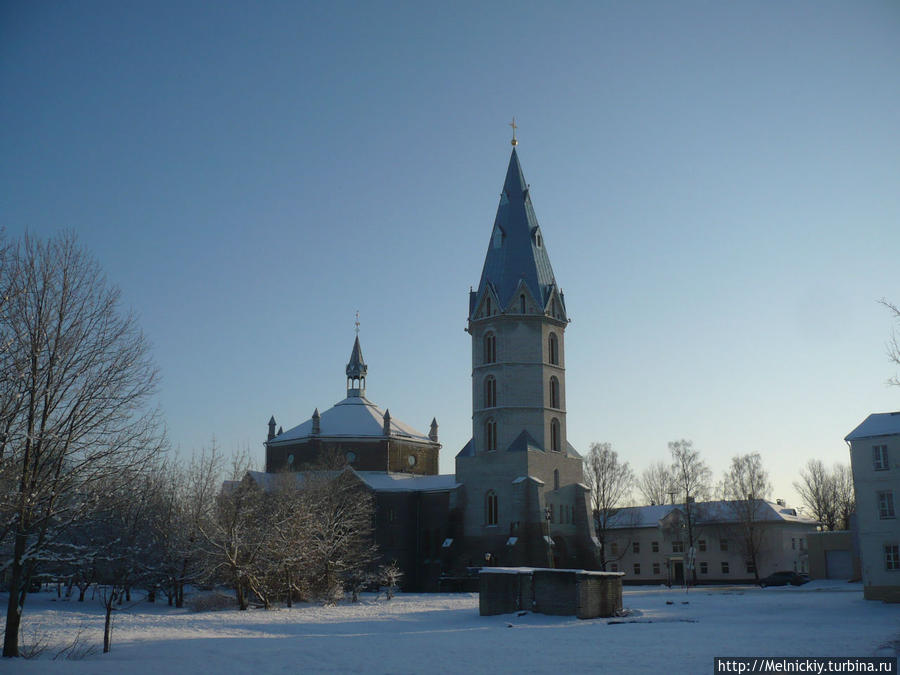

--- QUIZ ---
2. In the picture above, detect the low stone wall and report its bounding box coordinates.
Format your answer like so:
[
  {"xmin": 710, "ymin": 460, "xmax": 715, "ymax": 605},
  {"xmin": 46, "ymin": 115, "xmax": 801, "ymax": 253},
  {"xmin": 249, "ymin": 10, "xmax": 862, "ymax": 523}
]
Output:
[{"xmin": 480, "ymin": 568, "xmax": 623, "ymax": 618}]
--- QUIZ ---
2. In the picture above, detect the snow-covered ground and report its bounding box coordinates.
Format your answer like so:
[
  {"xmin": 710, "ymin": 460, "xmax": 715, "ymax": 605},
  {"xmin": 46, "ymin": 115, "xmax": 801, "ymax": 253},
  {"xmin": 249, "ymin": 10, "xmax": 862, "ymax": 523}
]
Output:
[{"xmin": 2, "ymin": 581, "xmax": 897, "ymax": 673}]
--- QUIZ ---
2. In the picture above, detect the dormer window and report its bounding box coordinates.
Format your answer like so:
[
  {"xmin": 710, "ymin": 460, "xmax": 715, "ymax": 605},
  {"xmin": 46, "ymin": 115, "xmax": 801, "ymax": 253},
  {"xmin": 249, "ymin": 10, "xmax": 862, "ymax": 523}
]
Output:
[
  {"xmin": 520, "ymin": 294, "xmax": 526, "ymax": 313},
  {"xmin": 485, "ymin": 297, "xmax": 491, "ymax": 316},
  {"xmin": 535, "ymin": 232, "xmax": 542, "ymax": 248},
  {"xmin": 492, "ymin": 226, "xmax": 503, "ymax": 249}
]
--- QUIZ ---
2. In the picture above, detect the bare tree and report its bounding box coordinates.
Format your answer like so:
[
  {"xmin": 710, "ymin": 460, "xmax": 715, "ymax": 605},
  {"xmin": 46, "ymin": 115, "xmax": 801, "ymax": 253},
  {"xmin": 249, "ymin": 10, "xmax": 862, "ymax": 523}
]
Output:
[
  {"xmin": 721, "ymin": 453, "xmax": 772, "ymax": 583},
  {"xmin": 637, "ymin": 461, "xmax": 675, "ymax": 506},
  {"xmin": 669, "ymin": 439, "xmax": 712, "ymax": 584},
  {"xmin": 880, "ymin": 298, "xmax": 900, "ymax": 386},
  {"xmin": 1, "ymin": 232, "xmax": 163, "ymax": 658},
  {"xmin": 833, "ymin": 463, "xmax": 855, "ymax": 531},
  {"xmin": 584, "ymin": 442, "xmax": 634, "ymax": 570},
  {"xmin": 793, "ymin": 459, "xmax": 838, "ymax": 530}
]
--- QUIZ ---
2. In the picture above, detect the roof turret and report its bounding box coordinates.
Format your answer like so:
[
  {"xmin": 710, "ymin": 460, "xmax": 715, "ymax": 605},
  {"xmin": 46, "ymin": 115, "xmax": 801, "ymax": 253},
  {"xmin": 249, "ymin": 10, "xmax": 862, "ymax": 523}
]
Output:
[{"xmin": 346, "ymin": 335, "xmax": 367, "ymax": 397}]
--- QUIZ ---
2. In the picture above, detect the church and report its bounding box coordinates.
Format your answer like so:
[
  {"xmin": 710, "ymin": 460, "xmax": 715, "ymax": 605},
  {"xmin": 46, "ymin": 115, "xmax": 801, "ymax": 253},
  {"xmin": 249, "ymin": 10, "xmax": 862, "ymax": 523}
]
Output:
[{"xmin": 255, "ymin": 137, "xmax": 600, "ymax": 590}]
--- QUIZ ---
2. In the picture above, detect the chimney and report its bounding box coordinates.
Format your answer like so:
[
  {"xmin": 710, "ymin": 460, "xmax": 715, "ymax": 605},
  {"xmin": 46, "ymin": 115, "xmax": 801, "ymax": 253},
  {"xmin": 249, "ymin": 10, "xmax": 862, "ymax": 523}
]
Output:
[
  {"xmin": 267, "ymin": 416, "xmax": 276, "ymax": 442},
  {"xmin": 312, "ymin": 408, "xmax": 320, "ymax": 435},
  {"xmin": 383, "ymin": 409, "xmax": 391, "ymax": 436}
]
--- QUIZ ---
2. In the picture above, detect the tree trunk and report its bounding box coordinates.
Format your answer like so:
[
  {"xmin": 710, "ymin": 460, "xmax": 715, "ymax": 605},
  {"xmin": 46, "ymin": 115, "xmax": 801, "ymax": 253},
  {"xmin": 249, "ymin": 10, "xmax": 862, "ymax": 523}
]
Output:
[
  {"xmin": 175, "ymin": 582, "xmax": 184, "ymax": 609},
  {"xmin": 148, "ymin": 589, "xmax": 156, "ymax": 603},
  {"xmin": 78, "ymin": 586, "xmax": 86, "ymax": 602},
  {"xmin": 237, "ymin": 583, "xmax": 247, "ymax": 611},
  {"xmin": 103, "ymin": 600, "xmax": 114, "ymax": 654},
  {"xmin": 2, "ymin": 530, "xmax": 30, "ymax": 657},
  {"xmin": 286, "ymin": 570, "xmax": 293, "ymax": 608}
]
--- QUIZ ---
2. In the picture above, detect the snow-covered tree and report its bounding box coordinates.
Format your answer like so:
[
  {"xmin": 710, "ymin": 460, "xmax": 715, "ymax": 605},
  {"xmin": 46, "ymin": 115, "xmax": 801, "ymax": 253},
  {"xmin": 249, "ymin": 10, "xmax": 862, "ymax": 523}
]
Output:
[
  {"xmin": 669, "ymin": 439, "xmax": 712, "ymax": 585},
  {"xmin": 0, "ymin": 232, "xmax": 164, "ymax": 658},
  {"xmin": 637, "ymin": 461, "xmax": 675, "ymax": 506},
  {"xmin": 720, "ymin": 453, "xmax": 772, "ymax": 584}
]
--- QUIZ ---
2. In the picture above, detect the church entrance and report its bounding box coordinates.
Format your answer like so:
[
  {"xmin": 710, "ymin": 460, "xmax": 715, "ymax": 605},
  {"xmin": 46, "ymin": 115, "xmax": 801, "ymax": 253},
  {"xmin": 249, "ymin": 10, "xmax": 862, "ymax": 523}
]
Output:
[{"xmin": 552, "ymin": 536, "xmax": 568, "ymax": 569}]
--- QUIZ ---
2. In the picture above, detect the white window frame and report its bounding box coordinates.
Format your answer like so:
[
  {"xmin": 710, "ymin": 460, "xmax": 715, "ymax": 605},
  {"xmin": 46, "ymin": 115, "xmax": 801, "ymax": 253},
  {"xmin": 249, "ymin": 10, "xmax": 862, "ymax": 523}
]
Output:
[
  {"xmin": 878, "ymin": 491, "xmax": 895, "ymax": 519},
  {"xmin": 873, "ymin": 445, "xmax": 889, "ymax": 471},
  {"xmin": 886, "ymin": 544, "xmax": 900, "ymax": 571}
]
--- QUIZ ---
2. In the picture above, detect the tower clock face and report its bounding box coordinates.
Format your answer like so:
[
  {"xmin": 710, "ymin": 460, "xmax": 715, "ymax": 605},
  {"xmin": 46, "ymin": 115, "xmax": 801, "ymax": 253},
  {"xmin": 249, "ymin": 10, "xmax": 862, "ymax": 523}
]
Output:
[
  {"xmin": 346, "ymin": 451, "xmax": 356, "ymax": 463},
  {"xmin": 407, "ymin": 455, "xmax": 417, "ymax": 467}
]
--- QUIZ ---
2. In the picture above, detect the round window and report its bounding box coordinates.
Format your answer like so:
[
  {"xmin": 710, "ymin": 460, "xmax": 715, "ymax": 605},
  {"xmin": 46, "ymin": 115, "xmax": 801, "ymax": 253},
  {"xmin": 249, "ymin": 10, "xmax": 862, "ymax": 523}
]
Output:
[
  {"xmin": 407, "ymin": 455, "xmax": 417, "ymax": 467},
  {"xmin": 346, "ymin": 451, "xmax": 357, "ymax": 463},
  {"xmin": 287, "ymin": 454, "xmax": 294, "ymax": 465}
]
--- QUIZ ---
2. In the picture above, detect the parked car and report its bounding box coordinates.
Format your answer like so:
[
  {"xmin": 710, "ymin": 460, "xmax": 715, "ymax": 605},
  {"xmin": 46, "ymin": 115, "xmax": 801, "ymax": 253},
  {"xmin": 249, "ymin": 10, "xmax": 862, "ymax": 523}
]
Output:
[{"xmin": 760, "ymin": 571, "xmax": 809, "ymax": 587}]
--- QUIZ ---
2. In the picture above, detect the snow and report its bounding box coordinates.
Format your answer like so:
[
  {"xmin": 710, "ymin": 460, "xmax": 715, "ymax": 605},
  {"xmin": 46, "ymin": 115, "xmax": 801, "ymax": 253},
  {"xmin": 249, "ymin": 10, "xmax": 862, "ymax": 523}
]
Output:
[
  {"xmin": 845, "ymin": 411, "xmax": 900, "ymax": 441},
  {"xmin": 270, "ymin": 395, "xmax": 433, "ymax": 444},
  {"xmin": 3, "ymin": 582, "xmax": 897, "ymax": 673}
]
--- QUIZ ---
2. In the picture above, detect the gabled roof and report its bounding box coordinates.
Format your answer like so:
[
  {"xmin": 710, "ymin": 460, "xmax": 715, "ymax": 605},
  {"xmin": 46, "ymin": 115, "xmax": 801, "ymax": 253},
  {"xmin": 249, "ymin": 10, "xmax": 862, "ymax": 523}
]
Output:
[
  {"xmin": 268, "ymin": 395, "xmax": 434, "ymax": 445},
  {"xmin": 508, "ymin": 429, "xmax": 543, "ymax": 453},
  {"xmin": 606, "ymin": 500, "xmax": 818, "ymax": 529},
  {"xmin": 472, "ymin": 149, "xmax": 559, "ymax": 319},
  {"xmin": 845, "ymin": 411, "xmax": 900, "ymax": 441},
  {"xmin": 456, "ymin": 438, "xmax": 474, "ymax": 458}
]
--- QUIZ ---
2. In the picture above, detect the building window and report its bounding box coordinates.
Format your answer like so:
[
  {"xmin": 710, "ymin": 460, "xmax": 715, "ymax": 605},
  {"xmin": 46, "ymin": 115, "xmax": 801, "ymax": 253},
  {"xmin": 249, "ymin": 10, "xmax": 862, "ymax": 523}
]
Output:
[
  {"xmin": 720, "ymin": 539, "xmax": 729, "ymax": 552},
  {"xmin": 873, "ymin": 445, "xmax": 889, "ymax": 471},
  {"xmin": 699, "ymin": 561, "xmax": 708, "ymax": 574},
  {"xmin": 550, "ymin": 418, "xmax": 561, "ymax": 452},
  {"xmin": 485, "ymin": 296, "xmax": 492, "ymax": 316},
  {"xmin": 799, "ymin": 538, "xmax": 805, "ymax": 551},
  {"xmin": 610, "ymin": 563, "xmax": 618, "ymax": 572},
  {"xmin": 483, "ymin": 332, "xmax": 496, "ymax": 364},
  {"xmin": 746, "ymin": 560, "xmax": 756, "ymax": 574},
  {"xmin": 652, "ymin": 562, "xmax": 660, "ymax": 575},
  {"xmin": 792, "ymin": 537, "xmax": 796, "ymax": 550},
  {"xmin": 878, "ymin": 491, "xmax": 896, "ymax": 519},
  {"xmin": 484, "ymin": 376, "xmax": 497, "ymax": 408},
  {"xmin": 485, "ymin": 418, "xmax": 497, "ymax": 452},
  {"xmin": 610, "ymin": 542, "xmax": 618, "ymax": 556},
  {"xmin": 485, "ymin": 490, "xmax": 498, "ymax": 525},
  {"xmin": 672, "ymin": 541, "xmax": 684, "ymax": 553},
  {"xmin": 549, "ymin": 377, "xmax": 559, "ymax": 409},
  {"xmin": 698, "ymin": 540, "xmax": 706, "ymax": 552},
  {"xmin": 721, "ymin": 562, "xmax": 730, "ymax": 574},
  {"xmin": 633, "ymin": 563, "xmax": 641, "ymax": 575},
  {"xmin": 633, "ymin": 542, "xmax": 640, "ymax": 554},
  {"xmin": 520, "ymin": 294, "xmax": 526, "ymax": 313},
  {"xmin": 549, "ymin": 504, "xmax": 555, "ymax": 523},
  {"xmin": 554, "ymin": 469, "xmax": 560, "ymax": 491},
  {"xmin": 548, "ymin": 332, "xmax": 559, "ymax": 365},
  {"xmin": 652, "ymin": 541, "xmax": 659, "ymax": 553},
  {"xmin": 886, "ymin": 544, "xmax": 900, "ymax": 571}
]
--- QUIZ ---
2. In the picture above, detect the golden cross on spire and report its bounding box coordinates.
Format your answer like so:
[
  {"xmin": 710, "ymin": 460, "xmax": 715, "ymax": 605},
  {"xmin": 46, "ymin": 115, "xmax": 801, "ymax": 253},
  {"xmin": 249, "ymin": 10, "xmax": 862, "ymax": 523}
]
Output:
[
  {"xmin": 509, "ymin": 117, "xmax": 518, "ymax": 146},
  {"xmin": 354, "ymin": 310, "xmax": 360, "ymax": 335}
]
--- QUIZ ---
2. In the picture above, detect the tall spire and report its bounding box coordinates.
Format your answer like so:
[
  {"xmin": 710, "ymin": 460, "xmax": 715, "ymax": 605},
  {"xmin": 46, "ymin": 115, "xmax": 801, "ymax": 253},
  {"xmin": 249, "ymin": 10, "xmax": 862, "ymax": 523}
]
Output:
[
  {"xmin": 346, "ymin": 331, "xmax": 367, "ymax": 397},
  {"xmin": 470, "ymin": 147, "xmax": 561, "ymax": 320}
]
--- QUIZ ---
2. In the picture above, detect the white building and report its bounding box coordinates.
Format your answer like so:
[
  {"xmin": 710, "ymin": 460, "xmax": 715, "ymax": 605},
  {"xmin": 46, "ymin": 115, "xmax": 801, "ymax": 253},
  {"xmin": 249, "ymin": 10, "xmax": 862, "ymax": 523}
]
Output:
[
  {"xmin": 604, "ymin": 501, "xmax": 817, "ymax": 584},
  {"xmin": 845, "ymin": 412, "xmax": 900, "ymax": 602}
]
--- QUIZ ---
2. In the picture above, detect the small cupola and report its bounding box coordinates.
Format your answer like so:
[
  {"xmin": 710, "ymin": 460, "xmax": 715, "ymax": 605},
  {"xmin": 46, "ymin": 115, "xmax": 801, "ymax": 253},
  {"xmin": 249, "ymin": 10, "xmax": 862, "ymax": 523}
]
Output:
[
  {"xmin": 346, "ymin": 335, "xmax": 368, "ymax": 397},
  {"xmin": 267, "ymin": 416, "xmax": 277, "ymax": 442}
]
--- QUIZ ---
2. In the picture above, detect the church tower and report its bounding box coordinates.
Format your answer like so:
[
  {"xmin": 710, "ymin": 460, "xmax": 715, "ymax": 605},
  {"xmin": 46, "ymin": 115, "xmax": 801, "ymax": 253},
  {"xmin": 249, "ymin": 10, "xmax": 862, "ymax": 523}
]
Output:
[{"xmin": 455, "ymin": 138, "xmax": 599, "ymax": 569}]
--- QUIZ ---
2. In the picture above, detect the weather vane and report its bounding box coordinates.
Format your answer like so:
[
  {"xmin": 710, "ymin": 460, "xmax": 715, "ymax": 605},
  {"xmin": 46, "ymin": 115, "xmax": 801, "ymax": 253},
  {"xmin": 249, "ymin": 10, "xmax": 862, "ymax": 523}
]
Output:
[
  {"xmin": 354, "ymin": 310, "xmax": 360, "ymax": 336},
  {"xmin": 509, "ymin": 117, "xmax": 518, "ymax": 146}
]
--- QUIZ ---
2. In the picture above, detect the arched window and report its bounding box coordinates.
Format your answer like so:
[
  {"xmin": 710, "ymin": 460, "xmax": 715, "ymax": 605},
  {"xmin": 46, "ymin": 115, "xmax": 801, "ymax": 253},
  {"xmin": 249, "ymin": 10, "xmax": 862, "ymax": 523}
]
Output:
[
  {"xmin": 485, "ymin": 296, "xmax": 492, "ymax": 316},
  {"xmin": 485, "ymin": 418, "xmax": 497, "ymax": 452},
  {"xmin": 520, "ymin": 294, "xmax": 526, "ymax": 313},
  {"xmin": 550, "ymin": 418, "xmax": 560, "ymax": 452},
  {"xmin": 484, "ymin": 376, "xmax": 497, "ymax": 408},
  {"xmin": 548, "ymin": 332, "xmax": 559, "ymax": 365},
  {"xmin": 554, "ymin": 468, "xmax": 560, "ymax": 491},
  {"xmin": 485, "ymin": 490, "xmax": 498, "ymax": 525},
  {"xmin": 483, "ymin": 332, "xmax": 496, "ymax": 364},
  {"xmin": 549, "ymin": 376, "xmax": 559, "ymax": 409}
]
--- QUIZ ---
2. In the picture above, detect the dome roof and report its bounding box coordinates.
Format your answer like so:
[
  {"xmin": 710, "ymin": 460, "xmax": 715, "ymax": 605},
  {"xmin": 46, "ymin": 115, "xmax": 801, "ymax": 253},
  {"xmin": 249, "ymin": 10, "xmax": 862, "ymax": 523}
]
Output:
[{"xmin": 268, "ymin": 395, "xmax": 433, "ymax": 446}]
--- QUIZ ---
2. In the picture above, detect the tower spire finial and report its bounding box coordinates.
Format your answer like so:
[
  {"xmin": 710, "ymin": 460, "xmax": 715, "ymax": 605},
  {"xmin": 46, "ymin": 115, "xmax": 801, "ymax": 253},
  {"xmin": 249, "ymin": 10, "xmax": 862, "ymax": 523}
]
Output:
[
  {"xmin": 354, "ymin": 310, "xmax": 360, "ymax": 335},
  {"xmin": 509, "ymin": 117, "xmax": 518, "ymax": 146}
]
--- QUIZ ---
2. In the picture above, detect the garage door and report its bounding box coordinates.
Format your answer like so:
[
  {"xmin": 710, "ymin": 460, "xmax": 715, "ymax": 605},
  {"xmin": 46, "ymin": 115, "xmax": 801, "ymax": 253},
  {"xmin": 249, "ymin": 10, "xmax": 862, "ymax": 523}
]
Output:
[{"xmin": 825, "ymin": 550, "xmax": 853, "ymax": 579}]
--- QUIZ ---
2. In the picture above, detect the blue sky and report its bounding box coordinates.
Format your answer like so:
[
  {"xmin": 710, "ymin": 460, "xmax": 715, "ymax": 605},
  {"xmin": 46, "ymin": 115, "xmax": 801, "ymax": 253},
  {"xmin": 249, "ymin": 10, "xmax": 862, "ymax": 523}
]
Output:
[{"xmin": 2, "ymin": 1, "xmax": 898, "ymax": 504}]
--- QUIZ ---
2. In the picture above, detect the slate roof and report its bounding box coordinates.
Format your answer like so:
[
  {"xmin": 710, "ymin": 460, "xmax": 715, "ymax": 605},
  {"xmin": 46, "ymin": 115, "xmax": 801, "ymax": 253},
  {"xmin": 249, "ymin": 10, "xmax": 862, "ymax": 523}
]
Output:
[
  {"xmin": 844, "ymin": 411, "xmax": 900, "ymax": 441},
  {"xmin": 472, "ymin": 149, "xmax": 559, "ymax": 318},
  {"xmin": 346, "ymin": 336, "xmax": 367, "ymax": 379},
  {"xmin": 268, "ymin": 395, "xmax": 433, "ymax": 445},
  {"xmin": 243, "ymin": 468, "xmax": 458, "ymax": 493},
  {"xmin": 455, "ymin": 433, "xmax": 582, "ymax": 458},
  {"xmin": 605, "ymin": 500, "xmax": 817, "ymax": 529}
]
